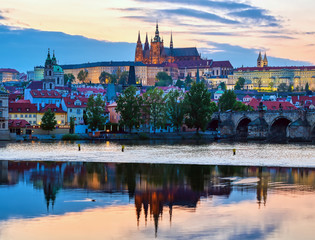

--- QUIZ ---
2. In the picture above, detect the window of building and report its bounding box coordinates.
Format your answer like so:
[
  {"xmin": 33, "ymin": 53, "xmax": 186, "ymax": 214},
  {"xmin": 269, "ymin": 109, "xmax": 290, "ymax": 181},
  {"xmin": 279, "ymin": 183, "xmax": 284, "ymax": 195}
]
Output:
[
  {"xmin": 9, "ymin": 114, "xmax": 11, "ymax": 118},
  {"xmin": 21, "ymin": 114, "xmax": 23, "ymax": 117},
  {"xmin": 14, "ymin": 114, "xmax": 17, "ymax": 118},
  {"xmin": 77, "ymin": 109, "xmax": 81, "ymax": 114},
  {"xmin": 33, "ymin": 114, "xmax": 36, "ymax": 118},
  {"xmin": 0, "ymin": 101, "xmax": 2, "ymax": 107},
  {"xmin": 2, "ymin": 123, "xmax": 4, "ymax": 129},
  {"xmin": 9, "ymin": 108, "xmax": 12, "ymax": 111},
  {"xmin": 70, "ymin": 109, "xmax": 72, "ymax": 113},
  {"xmin": 0, "ymin": 111, "xmax": 2, "ymax": 117},
  {"xmin": 26, "ymin": 108, "xmax": 30, "ymax": 112},
  {"xmin": 18, "ymin": 108, "xmax": 21, "ymax": 112},
  {"xmin": 29, "ymin": 114, "xmax": 32, "ymax": 118}
]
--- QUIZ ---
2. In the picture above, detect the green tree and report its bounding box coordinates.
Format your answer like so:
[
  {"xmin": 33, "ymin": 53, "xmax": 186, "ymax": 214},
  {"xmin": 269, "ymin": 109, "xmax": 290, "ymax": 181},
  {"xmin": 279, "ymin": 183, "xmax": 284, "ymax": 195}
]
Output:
[
  {"xmin": 143, "ymin": 87, "xmax": 166, "ymax": 134},
  {"xmin": 116, "ymin": 86, "xmax": 143, "ymax": 133},
  {"xmin": 257, "ymin": 78, "xmax": 262, "ymax": 91},
  {"xmin": 77, "ymin": 70, "xmax": 88, "ymax": 83},
  {"xmin": 288, "ymin": 83, "xmax": 293, "ymax": 92},
  {"xmin": 218, "ymin": 90, "xmax": 237, "ymax": 111},
  {"xmin": 234, "ymin": 77, "xmax": 245, "ymax": 90},
  {"xmin": 70, "ymin": 117, "xmax": 75, "ymax": 134},
  {"xmin": 64, "ymin": 73, "xmax": 75, "ymax": 84},
  {"xmin": 175, "ymin": 79, "xmax": 185, "ymax": 88},
  {"xmin": 118, "ymin": 71, "xmax": 129, "ymax": 85},
  {"xmin": 155, "ymin": 72, "xmax": 172, "ymax": 86},
  {"xmin": 99, "ymin": 71, "xmax": 114, "ymax": 84},
  {"xmin": 184, "ymin": 82, "xmax": 215, "ymax": 133},
  {"xmin": 41, "ymin": 109, "xmax": 57, "ymax": 134},
  {"xmin": 166, "ymin": 90, "xmax": 185, "ymax": 132},
  {"xmin": 277, "ymin": 83, "xmax": 288, "ymax": 92},
  {"xmin": 232, "ymin": 101, "xmax": 253, "ymax": 111},
  {"xmin": 305, "ymin": 82, "xmax": 310, "ymax": 92},
  {"xmin": 219, "ymin": 82, "xmax": 227, "ymax": 91},
  {"xmin": 269, "ymin": 81, "xmax": 274, "ymax": 91},
  {"xmin": 86, "ymin": 94, "xmax": 107, "ymax": 131},
  {"xmin": 185, "ymin": 75, "xmax": 193, "ymax": 88}
]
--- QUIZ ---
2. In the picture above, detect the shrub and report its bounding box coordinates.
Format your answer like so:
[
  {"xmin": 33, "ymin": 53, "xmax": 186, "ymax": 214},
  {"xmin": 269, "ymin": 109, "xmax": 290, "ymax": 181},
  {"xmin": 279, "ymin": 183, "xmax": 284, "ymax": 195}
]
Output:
[
  {"xmin": 62, "ymin": 134, "xmax": 80, "ymax": 141},
  {"xmin": 138, "ymin": 132, "xmax": 149, "ymax": 140}
]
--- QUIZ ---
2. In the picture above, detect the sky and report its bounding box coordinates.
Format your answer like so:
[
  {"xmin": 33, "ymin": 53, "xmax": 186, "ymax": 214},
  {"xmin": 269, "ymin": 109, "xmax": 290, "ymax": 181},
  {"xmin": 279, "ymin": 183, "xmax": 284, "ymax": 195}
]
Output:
[{"xmin": 1, "ymin": 0, "xmax": 315, "ymax": 72}]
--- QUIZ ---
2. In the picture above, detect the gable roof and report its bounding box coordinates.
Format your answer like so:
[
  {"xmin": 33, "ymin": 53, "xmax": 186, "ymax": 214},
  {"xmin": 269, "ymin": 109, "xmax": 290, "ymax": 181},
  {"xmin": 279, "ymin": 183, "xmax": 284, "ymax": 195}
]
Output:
[
  {"xmin": 8, "ymin": 119, "xmax": 31, "ymax": 128},
  {"xmin": 247, "ymin": 99, "xmax": 297, "ymax": 110},
  {"xmin": 9, "ymin": 101, "xmax": 37, "ymax": 113},
  {"xmin": 40, "ymin": 104, "xmax": 66, "ymax": 113},
  {"xmin": 30, "ymin": 90, "xmax": 62, "ymax": 98},
  {"xmin": 211, "ymin": 61, "xmax": 233, "ymax": 68},
  {"xmin": 62, "ymin": 96, "xmax": 88, "ymax": 108},
  {"xmin": 26, "ymin": 81, "xmax": 44, "ymax": 90}
]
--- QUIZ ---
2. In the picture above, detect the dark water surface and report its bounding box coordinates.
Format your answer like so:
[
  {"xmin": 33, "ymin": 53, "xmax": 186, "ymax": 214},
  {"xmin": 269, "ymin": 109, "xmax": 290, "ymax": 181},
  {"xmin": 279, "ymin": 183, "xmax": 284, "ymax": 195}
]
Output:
[{"xmin": 1, "ymin": 160, "xmax": 315, "ymax": 239}]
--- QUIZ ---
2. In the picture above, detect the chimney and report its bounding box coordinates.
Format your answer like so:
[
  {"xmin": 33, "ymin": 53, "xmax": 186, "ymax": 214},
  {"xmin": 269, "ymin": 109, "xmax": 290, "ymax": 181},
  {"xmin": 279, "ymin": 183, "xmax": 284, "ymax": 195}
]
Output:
[{"xmin": 37, "ymin": 102, "xmax": 40, "ymax": 111}]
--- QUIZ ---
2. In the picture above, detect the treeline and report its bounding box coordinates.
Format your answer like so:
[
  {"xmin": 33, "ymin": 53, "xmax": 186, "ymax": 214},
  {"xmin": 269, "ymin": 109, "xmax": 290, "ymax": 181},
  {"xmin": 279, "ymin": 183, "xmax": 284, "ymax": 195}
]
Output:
[{"xmin": 115, "ymin": 82, "xmax": 251, "ymax": 133}]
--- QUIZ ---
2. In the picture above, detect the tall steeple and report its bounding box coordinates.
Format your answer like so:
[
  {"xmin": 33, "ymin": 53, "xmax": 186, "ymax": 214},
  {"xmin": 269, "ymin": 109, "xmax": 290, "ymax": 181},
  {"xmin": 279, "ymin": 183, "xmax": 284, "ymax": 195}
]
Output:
[
  {"xmin": 45, "ymin": 48, "xmax": 52, "ymax": 66},
  {"xmin": 52, "ymin": 50, "xmax": 57, "ymax": 65},
  {"xmin": 257, "ymin": 51, "xmax": 263, "ymax": 67},
  {"xmin": 135, "ymin": 31, "xmax": 144, "ymax": 62},
  {"xmin": 170, "ymin": 31, "xmax": 173, "ymax": 49},
  {"xmin": 137, "ymin": 31, "xmax": 141, "ymax": 43},
  {"xmin": 154, "ymin": 20, "xmax": 160, "ymax": 42},
  {"xmin": 263, "ymin": 52, "xmax": 268, "ymax": 67},
  {"xmin": 144, "ymin": 32, "xmax": 149, "ymax": 51},
  {"xmin": 196, "ymin": 67, "xmax": 200, "ymax": 83}
]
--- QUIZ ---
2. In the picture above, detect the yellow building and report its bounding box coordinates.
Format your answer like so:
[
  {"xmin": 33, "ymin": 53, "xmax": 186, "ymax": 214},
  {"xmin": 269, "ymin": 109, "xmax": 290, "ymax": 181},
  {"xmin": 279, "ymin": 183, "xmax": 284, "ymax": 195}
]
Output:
[
  {"xmin": 61, "ymin": 61, "xmax": 148, "ymax": 85},
  {"xmin": 9, "ymin": 100, "xmax": 66, "ymax": 126},
  {"xmin": 229, "ymin": 66, "xmax": 315, "ymax": 91},
  {"xmin": 228, "ymin": 52, "xmax": 315, "ymax": 91}
]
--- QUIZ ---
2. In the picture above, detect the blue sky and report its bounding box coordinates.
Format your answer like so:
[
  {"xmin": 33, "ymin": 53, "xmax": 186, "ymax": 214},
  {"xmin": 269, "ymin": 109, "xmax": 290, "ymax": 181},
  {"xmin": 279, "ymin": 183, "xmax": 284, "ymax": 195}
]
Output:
[{"xmin": 0, "ymin": 0, "xmax": 314, "ymax": 72}]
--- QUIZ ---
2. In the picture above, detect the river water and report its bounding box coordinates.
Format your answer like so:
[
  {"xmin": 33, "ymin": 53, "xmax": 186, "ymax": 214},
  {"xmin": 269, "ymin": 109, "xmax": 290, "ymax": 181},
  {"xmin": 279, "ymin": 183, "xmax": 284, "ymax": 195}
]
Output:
[
  {"xmin": 0, "ymin": 141, "xmax": 315, "ymax": 239},
  {"xmin": 0, "ymin": 140, "xmax": 314, "ymax": 167}
]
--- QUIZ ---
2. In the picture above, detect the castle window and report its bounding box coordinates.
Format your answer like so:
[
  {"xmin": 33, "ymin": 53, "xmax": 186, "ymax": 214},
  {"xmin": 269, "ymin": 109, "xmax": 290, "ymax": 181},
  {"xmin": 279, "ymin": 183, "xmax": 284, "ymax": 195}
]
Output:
[
  {"xmin": 0, "ymin": 101, "xmax": 2, "ymax": 106},
  {"xmin": 49, "ymin": 71, "xmax": 52, "ymax": 76},
  {"xmin": 57, "ymin": 77, "xmax": 60, "ymax": 85}
]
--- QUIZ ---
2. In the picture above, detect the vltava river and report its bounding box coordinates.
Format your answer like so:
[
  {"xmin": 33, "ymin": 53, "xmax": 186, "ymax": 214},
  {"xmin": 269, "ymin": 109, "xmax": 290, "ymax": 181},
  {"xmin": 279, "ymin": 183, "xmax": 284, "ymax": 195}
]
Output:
[
  {"xmin": 1, "ymin": 161, "xmax": 315, "ymax": 239},
  {"xmin": 0, "ymin": 141, "xmax": 314, "ymax": 167}
]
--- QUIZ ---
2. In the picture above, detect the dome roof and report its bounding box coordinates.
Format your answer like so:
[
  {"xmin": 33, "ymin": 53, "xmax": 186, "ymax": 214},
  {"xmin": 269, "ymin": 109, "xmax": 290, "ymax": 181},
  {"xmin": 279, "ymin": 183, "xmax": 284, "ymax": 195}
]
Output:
[{"xmin": 53, "ymin": 65, "xmax": 63, "ymax": 73}]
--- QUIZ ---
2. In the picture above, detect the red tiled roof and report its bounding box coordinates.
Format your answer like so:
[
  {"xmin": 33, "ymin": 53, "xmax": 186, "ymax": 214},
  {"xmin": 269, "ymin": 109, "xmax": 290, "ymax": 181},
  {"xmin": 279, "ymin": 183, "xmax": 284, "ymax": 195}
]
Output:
[
  {"xmin": 76, "ymin": 88, "xmax": 106, "ymax": 94},
  {"xmin": 9, "ymin": 101, "xmax": 37, "ymax": 113},
  {"xmin": 8, "ymin": 119, "xmax": 30, "ymax": 128},
  {"xmin": 63, "ymin": 96, "xmax": 88, "ymax": 108},
  {"xmin": 236, "ymin": 66, "xmax": 315, "ymax": 71},
  {"xmin": 0, "ymin": 68, "xmax": 19, "ymax": 74},
  {"xmin": 291, "ymin": 96, "xmax": 315, "ymax": 105},
  {"xmin": 247, "ymin": 99, "xmax": 297, "ymax": 110},
  {"xmin": 30, "ymin": 90, "xmax": 62, "ymax": 98},
  {"xmin": 40, "ymin": 104, "xmax": 66, "ymax": 113}
]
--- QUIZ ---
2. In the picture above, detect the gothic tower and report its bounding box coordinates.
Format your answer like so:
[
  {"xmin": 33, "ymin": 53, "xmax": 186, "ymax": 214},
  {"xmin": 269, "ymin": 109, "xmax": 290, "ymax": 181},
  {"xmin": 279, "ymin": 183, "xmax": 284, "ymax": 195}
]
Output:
[
  {"xmin": 143, "ymin": 33, "xmax": 150, "ymax": 64},
  {"xmin": 263, "ymin": 52, "xmax": 268, "ymax": 67},
  {"xmin": 257, "ymin": 51, "xmax": 263, "ymax": 67},
  {"xmin": 135, "ymin": 31, "xmax": 144, "ymax": 62},
  {"xmin": 150, "ymin": 21, "xmax": 165, "ymax": 64}
]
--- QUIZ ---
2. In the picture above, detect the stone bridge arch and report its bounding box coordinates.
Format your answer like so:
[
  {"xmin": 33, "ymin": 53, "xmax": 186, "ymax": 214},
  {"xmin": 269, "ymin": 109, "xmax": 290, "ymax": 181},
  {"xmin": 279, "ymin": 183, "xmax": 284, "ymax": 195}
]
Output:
[
  {"xmin": 269, "ymin": 116, "xmax": 292, "ymax": 141},
  {"xmin": 235, "ymin": 117, "xmax": 252, "ymax": 139}
]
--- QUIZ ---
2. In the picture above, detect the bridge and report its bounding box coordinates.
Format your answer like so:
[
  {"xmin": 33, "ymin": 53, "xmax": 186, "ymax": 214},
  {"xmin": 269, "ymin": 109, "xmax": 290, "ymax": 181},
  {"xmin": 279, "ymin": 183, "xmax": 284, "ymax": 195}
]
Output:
[{"xmin": 210, "ymin": 108, "xmax": 315, "ymax": 141}]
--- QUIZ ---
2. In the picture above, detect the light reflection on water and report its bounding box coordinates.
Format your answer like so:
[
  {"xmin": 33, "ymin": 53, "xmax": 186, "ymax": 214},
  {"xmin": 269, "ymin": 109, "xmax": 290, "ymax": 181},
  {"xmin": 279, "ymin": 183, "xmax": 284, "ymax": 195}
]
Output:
[
  {"xmin": 0, "ymin": 141, "xmax": 314, "ymax": 167},
  {"xmin": 1, "ymin": 161, "xmax": 315, "ymax": 239}
]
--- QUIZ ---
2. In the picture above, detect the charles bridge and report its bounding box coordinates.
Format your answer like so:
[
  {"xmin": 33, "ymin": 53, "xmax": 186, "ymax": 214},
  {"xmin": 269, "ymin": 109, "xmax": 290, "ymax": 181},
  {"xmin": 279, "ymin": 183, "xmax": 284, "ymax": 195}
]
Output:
[{"xmin": 210, "ymin": 107, "xmax": 315, "ymax": 141}]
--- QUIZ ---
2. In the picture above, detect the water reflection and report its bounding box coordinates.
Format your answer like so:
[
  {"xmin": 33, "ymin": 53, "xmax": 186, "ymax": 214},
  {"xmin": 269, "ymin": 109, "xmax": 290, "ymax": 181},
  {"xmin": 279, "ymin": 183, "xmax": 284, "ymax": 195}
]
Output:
[{"xmin": 1, "ymin": 160, "xmax": 315, "ymax": 239}]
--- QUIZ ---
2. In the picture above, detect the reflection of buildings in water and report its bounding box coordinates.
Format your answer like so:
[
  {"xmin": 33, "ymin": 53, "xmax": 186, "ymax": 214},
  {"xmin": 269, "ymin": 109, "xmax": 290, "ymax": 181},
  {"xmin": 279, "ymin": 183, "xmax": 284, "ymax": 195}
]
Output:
[
  {"xmin": 0, "ymin": 160, "xmax": 8, "ymax": 184},
  {"xmin": 134, "ymin": 184, "xmax": 232, "ymax": 237},
  {"xmin": 257, "ymin": 168, "xmax": 269, "ymax": 208}
]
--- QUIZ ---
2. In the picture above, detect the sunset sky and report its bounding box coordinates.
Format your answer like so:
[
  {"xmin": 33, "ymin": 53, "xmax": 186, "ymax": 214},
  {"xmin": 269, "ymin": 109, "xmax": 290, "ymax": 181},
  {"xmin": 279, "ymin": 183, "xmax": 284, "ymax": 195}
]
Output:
[{"xmin": 1, "ymin": 0, "xmax": 315, "ymax": 72}]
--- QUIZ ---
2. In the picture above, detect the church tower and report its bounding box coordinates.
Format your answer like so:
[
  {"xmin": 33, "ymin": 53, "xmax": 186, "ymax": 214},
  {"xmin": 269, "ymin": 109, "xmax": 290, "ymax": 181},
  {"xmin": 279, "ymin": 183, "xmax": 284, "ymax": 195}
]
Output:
[
  {"xmin": 257, "ymin": 51, "xmax": 263, "ymax": 67},
  {"xmin": 168, "ymin": 31, "xmax": 175, "ymax": 63},
  {"xmin": 150, "ymin": 21, "xmax": 165, "ymax": 64},
  {"xmin": 143, "ymin": 33, "xmax": 150, "ymax": 64},
  {"xmin": 135, "ymin": 31, "xmax": 144, "ymax": 62},
  {"xmin": 263, "ymin": 52, "xmax": 268, "ymax": 67}
]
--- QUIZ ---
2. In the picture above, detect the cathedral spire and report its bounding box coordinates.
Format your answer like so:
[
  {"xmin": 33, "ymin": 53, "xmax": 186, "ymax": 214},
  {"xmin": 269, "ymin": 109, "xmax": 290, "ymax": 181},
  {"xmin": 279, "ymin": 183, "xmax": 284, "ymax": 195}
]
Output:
[
  {"xmin": 154, "ymin": 20, "xmax": 160, "ymax": 42},
  {"xmin": 257, "ymin": 51, "xmax": 262, "ymax": 61},
  {"xmin": 137, "ymin": 31, "xmax": 141, "ymax": 43},
  {"xmin": 144, "ymin": 32, "xmax": 149, "ymax": 51},
  {"xmin": 170, "ymin": 31, "xmax": 173, "ymax": 49}
]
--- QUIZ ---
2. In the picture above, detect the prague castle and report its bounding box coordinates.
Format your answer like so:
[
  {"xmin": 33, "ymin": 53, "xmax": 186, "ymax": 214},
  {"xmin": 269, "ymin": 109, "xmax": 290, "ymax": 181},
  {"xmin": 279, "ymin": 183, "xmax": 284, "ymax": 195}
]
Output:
[{"xmin": 135, "ymin": 22, "xmax": 201, "ymax": 64}]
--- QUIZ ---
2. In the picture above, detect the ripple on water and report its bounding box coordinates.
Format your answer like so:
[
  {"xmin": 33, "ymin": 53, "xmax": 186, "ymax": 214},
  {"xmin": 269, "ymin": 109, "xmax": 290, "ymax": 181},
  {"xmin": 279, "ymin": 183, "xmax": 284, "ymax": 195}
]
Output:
[{"xmin": 0, "ymin": 141, "xmax": 314, "ymax": 167}]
